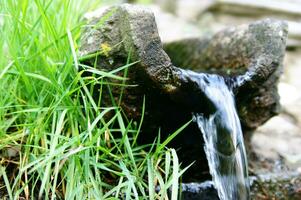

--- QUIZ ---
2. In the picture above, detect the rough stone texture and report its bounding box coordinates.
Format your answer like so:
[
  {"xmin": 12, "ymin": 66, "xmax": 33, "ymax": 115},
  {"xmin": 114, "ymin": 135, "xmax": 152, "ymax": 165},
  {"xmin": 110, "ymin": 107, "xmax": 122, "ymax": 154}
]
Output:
[
  {"xmin": 181, "ymin": 181, "xmax": 219, "ymax": 200},
  {"xmin": 181, "ymin": 172, "xmax": 301, "ymax": 200},
  {"xmin": 251, "ymin": 114, "xmax": 301, "ymax": 161},
  {"xmin": 250, "ymin": 173, "xmax": 301, "ymax": 200},
  {"xmin": 80, "ymin": 4, "xmax": 181, "ymax": 94},
  {"xmin": 195, "ymin": 0, "xmax": 301, "ymax": 49},
  {"xmin": 79, "ymin": 4, "xmax": 287, "ymax": 181},
  {"xmin": 250, "ymin": 49, "xmax": 301, "ymax": 173},
  {"xmin": 164, "ymin": 18, "xmax": 288, "ymax": 129}
]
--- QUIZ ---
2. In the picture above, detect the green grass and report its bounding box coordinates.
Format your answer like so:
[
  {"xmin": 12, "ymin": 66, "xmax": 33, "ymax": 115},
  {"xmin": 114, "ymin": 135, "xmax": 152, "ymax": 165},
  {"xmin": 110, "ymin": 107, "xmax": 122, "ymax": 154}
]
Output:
[{"xmin": 0, "ymin": 0, "xmax": 189, "ymax": 199}]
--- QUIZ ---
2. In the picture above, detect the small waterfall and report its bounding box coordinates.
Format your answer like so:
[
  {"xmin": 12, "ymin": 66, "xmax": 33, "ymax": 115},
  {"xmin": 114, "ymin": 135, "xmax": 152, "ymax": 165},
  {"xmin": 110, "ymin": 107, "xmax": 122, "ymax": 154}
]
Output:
[{"xmin": 181, "ymin": 70, "xmax": 250, "ymax": 200}]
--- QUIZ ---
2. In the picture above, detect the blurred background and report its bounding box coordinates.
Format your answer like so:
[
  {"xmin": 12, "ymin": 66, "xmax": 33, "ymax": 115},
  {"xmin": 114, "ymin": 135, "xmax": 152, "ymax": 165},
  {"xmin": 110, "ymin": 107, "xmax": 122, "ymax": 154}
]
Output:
[{"xmin": 98, "ymin": 0, "xmax": 301, "ymax": 173}]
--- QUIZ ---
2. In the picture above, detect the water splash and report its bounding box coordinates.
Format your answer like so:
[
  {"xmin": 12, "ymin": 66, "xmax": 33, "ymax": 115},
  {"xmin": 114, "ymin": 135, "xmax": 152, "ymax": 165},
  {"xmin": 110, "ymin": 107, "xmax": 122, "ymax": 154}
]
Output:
[{"xmin": 181, "ymin": 70, "xmax": 250, "ymax": 200}]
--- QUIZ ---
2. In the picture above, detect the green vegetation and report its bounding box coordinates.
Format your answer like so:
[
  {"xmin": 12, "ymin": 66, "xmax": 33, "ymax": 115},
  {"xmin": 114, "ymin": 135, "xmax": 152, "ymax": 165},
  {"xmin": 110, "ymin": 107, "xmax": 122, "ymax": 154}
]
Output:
[{"xmin": 0, "ymin": 0, "xmax": 188, "ymax": 199}]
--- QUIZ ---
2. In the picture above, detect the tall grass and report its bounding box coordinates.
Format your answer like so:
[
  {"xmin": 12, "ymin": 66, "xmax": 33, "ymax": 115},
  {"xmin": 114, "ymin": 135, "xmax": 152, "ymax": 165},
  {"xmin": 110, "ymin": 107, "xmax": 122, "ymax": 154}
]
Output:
[{"xmin": 0, "ymin": 0, "xmax": 188, "ymax": 199}]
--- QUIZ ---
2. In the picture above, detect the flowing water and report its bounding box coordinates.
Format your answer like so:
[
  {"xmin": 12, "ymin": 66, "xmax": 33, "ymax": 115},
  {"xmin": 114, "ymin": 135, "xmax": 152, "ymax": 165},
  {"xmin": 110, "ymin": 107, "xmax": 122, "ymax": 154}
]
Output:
[{"xmin": 181, "ymin": 70, "xmax": 250, "ymax": 200}]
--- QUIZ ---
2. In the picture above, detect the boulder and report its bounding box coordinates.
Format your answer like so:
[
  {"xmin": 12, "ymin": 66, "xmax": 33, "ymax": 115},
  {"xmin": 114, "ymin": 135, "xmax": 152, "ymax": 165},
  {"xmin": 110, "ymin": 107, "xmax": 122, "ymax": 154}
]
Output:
[
  {"xmin": 163, "ymin": 18, "xmax": 288, "ymax": 129},
  {"xmin": 180, "ymin": 172, "xmax": 301, "ymax": 200},
  {"xmin": 79, "ymin": 4, "xmax": 287, "ymax": 181}
]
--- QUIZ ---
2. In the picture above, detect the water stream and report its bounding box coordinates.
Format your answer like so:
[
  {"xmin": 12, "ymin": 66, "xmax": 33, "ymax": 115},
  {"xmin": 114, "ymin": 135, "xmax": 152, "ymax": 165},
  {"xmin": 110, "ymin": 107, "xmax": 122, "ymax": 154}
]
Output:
[{"xmin": 181, "ymin": 70, "xmax": 250, "ymax": 200}]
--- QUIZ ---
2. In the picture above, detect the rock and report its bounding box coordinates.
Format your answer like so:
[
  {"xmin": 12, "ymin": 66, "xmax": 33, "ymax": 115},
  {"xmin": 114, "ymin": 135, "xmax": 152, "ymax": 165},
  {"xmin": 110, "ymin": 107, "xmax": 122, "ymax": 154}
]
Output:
[
  {"xmin": 250, "ymin": 49, "xmax": 301, "ymax": 171},
  {"xmin": 278, "ymin": 83, "xmax": 300, "ymax": 106},
  {"xmin": 164, "ymin": 18, "xmax": 288, "ymax": 129},
  {"xmin": 181, "ymin": 181, "xmax": 219, "ymax": 200},
  {"xmin": 79, "ymin": 4, "xmax": 287, "ymax": 181},
  {"xmin": 195, "ymin": 13, "xmax": 301, "ymax": 49},
  {"xmin": 1, "ymin": 145, "xmax": 20, "ymax": 158},
  {"xmin": 288, "ymin": 21, "xmax": 301, "ymax": 40},
  {"xmin": 180, "ymin": 172, "xmax": 301, "ymax": 200},
  {"xmin": 251, "ymin": 114, "xmax": 301, "ymax": 161},
  {"xmin": 208, "ymin": 0, "xmax": 301, "ymax": 17},
  {"xmin": 151, "ymin": 6, "xmax": 204, "ymax": 43},
  {"xmin": 155, "ymin": 0, "xmax": 215, "ymax": 22},
  {"xmin": 176, "ymin": 0, "xmax": 213, "ymax": 22},
  {"xmin": 82, "ymin": 5, "xmax": 205, "ymax": 50},
  {"xmin": 183, "ymin": 0, "xmax": 301, "ymax": 49},
  {"xmin": 281, "ymin": 50, "xmax": 301, "ymax": 127},
  {"xmin": 154, "ymin": 0, "xmax": 177, "ymax": 14},
  {"xmin": 250, "ymin": 172, "xmax": 301, "ymax": 200}
]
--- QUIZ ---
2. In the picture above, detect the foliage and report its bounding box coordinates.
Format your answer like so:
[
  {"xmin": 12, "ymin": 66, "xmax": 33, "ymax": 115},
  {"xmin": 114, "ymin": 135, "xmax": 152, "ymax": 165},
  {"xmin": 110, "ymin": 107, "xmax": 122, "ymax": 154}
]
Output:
[{"xmin": 0, "ymin": 0, "xmax": 188, "ymax": 199}]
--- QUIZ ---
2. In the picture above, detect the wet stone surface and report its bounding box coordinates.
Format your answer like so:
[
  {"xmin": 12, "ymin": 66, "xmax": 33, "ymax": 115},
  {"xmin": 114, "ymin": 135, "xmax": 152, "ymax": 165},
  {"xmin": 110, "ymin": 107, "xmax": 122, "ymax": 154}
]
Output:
[
  {"xmin": 180, "ymin": 173, "xmax": 301, "ymax": 200},
  {"xmin": 80, "ymin": 3, "xmax": 295, "ymax": 198}
]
